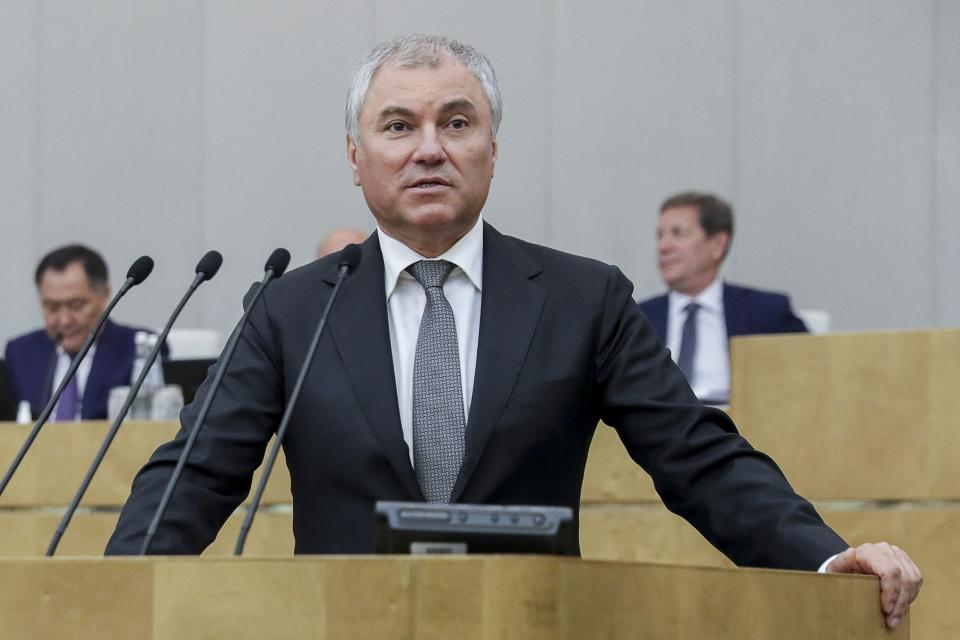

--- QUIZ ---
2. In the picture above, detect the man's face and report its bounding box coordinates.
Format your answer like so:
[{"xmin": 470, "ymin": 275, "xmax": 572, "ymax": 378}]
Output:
[
  {"xmin": 38, "ymin": 262, "xmax": 110, "ymax": 354},
  {"xmin": 656, "ymin": 205, "xmax": 728, "ymax": 295},
  {"xmin": 347, "ymin": 59, "xmax": 497, "ymax": 257}
]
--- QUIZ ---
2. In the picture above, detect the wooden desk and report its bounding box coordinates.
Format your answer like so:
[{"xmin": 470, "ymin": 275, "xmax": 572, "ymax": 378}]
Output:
[{"xmin": 0, "ymin": 556, "xmax": 900, "ymax": 639}]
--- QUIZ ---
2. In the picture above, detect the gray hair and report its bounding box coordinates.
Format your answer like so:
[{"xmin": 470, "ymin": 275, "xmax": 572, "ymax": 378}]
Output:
[{"xmin": 345, "ymin": 34, "xmax": 502, "ymax": 142}]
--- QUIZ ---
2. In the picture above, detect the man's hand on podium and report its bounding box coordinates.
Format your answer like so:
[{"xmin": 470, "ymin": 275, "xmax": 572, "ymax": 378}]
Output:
[{"xmin": 826, "ymin": 542, "xmax": 922, "ymax": 629}]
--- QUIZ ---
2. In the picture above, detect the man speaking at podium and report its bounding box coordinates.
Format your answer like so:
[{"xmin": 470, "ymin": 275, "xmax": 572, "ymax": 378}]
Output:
[{"xmin": 107, "ymin": 34, "xmax": 921, "ymax": 628}]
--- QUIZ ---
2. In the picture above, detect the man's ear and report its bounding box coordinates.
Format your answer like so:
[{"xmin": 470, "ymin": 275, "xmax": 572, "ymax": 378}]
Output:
[
  {"xmin": 93, "ymin": 282, "xmax": 111, "ymax": 310},
  {"xmin": 710, "ymin": 232, "xmax": 731, "ymax": 262},
  {"xmin": 491, "ymin": 138, "xmax": 498, "ymax": 175},
  {"xmin": 346, "ymin": 135, "xmax": 361, "ymax": 186}
]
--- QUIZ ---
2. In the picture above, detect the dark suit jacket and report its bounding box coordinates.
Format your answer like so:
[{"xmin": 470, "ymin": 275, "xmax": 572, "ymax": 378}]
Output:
[
  {"xmin": 3, "ymin": 320, "xmax": 168, "ymax": 420},
  {"xmin": 107, "ymin": 225, "xmax": 845, "ymax": 569},
  {"xmin": 637, "ymin": 282, "xmax": 809, "ymax": 345}
]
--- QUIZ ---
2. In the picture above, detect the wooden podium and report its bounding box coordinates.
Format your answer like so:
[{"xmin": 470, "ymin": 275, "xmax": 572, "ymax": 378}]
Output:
[{"xmin": 0, "ymin": 556, "xmax": 899, "ymax": 639}]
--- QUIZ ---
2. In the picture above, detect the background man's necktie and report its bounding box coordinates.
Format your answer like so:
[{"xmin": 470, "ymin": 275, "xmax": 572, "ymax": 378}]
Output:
[
  {"xmin": 676, "ymin": 301, "xmax": 700, "ymax": 385},
  {"xmin": 407, "ymin": 259, "xmax": 466, "ymax": 503},
  {"xmin": 54, "ymin": 374, "xmax": 79, "ymax": 422}
]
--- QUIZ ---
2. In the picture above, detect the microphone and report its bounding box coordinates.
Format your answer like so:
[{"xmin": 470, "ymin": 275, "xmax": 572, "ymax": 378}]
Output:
[
  {"xmin": 46, "ymin": 251, "xmax": 222, "ymax": 555},
  {"xmin": 0, "ymin": 256, "xmax": 154, "ymax": 500},
  {"xmin": 138, "ymin": 248, "xmax": 291, "ymax": 555},
  {"xmin": 234, "ymin": 244, "xmax": 362, "ymax": 555}
]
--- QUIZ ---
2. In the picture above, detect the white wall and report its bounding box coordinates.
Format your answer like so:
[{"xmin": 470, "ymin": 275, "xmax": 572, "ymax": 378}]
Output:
[{"xmin": 2, "ymin": 0, "xmax": 957, "ymax": 347}]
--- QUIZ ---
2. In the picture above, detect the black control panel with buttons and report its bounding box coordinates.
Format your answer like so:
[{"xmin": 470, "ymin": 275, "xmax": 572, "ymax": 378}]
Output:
[{"xmin": 374, "ymin": 501, "xmax": 575, "ymax": 555}]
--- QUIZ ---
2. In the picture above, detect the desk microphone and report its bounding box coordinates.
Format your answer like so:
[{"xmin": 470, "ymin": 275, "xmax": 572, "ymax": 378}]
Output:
[
  {"xmin": 138, "ymin": 248, "xmax": 291, "ymax": 555},
  {"xmin": 234, "ymin": 244, "xmax": 362, "ymax": 555},
  {"xmin": 0, "ymin": 256, "xmax": 154, "ymax": 500},
  {"xmin": 46, "ymin": 251, "xmax": 222, "ymax": 555}
]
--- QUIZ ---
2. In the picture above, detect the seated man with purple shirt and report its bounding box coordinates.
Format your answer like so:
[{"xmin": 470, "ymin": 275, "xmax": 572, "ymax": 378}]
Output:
[{"xmin": 4, "ymin": 244, "xmax": 165, "ymax": 421}]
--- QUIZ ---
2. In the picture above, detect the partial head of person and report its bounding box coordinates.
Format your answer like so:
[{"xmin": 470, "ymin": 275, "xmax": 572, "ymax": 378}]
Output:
[
  {"xmin": 345, "ymin": 34, "xmax": 501, "ymax": 257},
  {"xmin": 34, "ymin": 244, "xmax": 111, "ymax": 354},
  {"xmin": 656, "ymin": 191, "xmax": 734, "ymax": 297},
  {"xmin": 316, "ymin": 227, "xmax": 369, "ymax": 259}
]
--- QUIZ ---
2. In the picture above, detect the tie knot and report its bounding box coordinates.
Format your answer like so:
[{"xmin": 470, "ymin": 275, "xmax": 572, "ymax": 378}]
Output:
[
  {"xmin": 684, "ymin": 301, "xmax": 700, "ymax": 315},
  {"xmin": 407, "ymin": 260, "xmax": 455, "ymax": 290}
]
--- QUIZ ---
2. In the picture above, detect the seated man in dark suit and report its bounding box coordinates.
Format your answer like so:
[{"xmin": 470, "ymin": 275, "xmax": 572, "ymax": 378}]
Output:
[
  {"xmin": 638, "ymin": 192, "xmax": 808, "ymax": 403},
  {"xmin": 4, "ymin": 244, "xmax": 165, "ymax": 421},
  {"xmin": 106, "ymin": 35, "xmax": 919, "ymax": 628}
]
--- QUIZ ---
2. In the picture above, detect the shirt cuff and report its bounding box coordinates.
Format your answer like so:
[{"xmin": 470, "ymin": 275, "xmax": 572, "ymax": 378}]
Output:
[{"xmin": 818, "ymin": 553, "xmax": 840, "ymax": 573}]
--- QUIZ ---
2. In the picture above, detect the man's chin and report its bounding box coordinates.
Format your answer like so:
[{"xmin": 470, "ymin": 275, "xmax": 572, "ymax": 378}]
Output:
[
  {"xmin": 61, "ymin": 338, "xmax": 85, "ymax": 353},
  {"xmin": 397, "ymin": 208, "xmax": 479, "ymax": 235}
]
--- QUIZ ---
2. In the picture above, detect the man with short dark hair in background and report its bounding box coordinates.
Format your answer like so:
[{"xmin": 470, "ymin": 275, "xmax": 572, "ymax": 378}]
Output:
[
  {"xmin": 3, "ymin": 244, "xmax": 164, "ymax": 420},
  {"xmin": 639, "ymin": 191, "xmax": 808, "ymax": 403}
]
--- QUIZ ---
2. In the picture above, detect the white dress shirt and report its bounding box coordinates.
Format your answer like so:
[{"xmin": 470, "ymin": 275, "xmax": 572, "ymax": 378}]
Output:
[
  {"xmin": 666, "ymin": 278, "xmax": 729, "ymax": 403},
  {"xmin": 379, "ymin": 216, "xmax": 484, "ymax": 465},
  {"xmin": 50, "ymin": 344, "xmax": 96, "ymax": 421},
  {"xmin": 381, "ymin": 231, "xmax": 835, "ymax": 570}
]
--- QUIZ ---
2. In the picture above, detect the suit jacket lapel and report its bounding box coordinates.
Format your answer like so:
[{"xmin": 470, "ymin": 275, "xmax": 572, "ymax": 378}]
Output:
[
  {"xmin": 451, "ymin": 224, "xmax": 545, "ymax": 501},
  {"xmin": 36, "ymin": 337, "xmax": 58, "ymax": 410},
  {"xmin": 648, "ymin": 295, "xmax": 669, "ymax": 343},
  {"xmin": 325, "ymin": 234, "xmax": 422, "ymax": 500},
  {"xmin": 722, "ymin": 282, "xmax": 748, "ymax": 339}
]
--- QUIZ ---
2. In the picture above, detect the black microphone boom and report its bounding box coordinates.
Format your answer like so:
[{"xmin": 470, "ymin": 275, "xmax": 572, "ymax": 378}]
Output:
[
  {"xmin": 0, "ymin": 256, "xmax": 154, "ymax": 500},
  {"xmin": 138, "ymin": 248, "xmax": 291, "ymax": 555},
  {"xmin": 46, "ymin": 251, "xmax": 222, "ymax": 555},
  {"xmin": 234, "ymin": 244, "xmax": 362, "ymax": 555}
]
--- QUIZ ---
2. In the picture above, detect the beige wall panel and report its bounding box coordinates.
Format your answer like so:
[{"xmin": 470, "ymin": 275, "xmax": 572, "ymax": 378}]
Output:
[
  {"xmin": 729, "ymin": 330, "xmax": 960, "ymax": 499},
  {"xmin": 0, "ymin": 558, "xmax": 154, "ymax": 639},
  {"xmin": 582, "ymin": 425, "xmax": 657, "ymax": 503},
  {"xmin": 0, "ymin": 512, "xmax": 118, "ymax": 557},
  {"xmin": 0, "ymin": 512, "xmax": 294, "ymax": 558},
  {"xmin": 0, "ymin": 556, "xmax": 899, "ymax": 640},
  {"xmin": 580, "ymin": 505, "xmax": 730, "ymax": 568},
  {"xmin": 822, "ymin": 508, "xmax": 958, "ymax": 640},
  {"xmin": 153, "ymin": 557, "xmax": 329, "ymax": 639},
  {"xmin": 580, "ymin": 504, "xmax": 957, "ymax": 640},
  {"xmin": 0, "ymin": 422, "xmax": 293, "ymax": 507},
  {"xmin": 4, "ymin": 506, "xmax": 946, "ymax": 635}
]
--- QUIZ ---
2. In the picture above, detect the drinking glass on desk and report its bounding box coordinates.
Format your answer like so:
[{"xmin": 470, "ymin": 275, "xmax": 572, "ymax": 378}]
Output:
[
  {"xmin": 150, "ymin": 385, "xmax": 184, "ymax": 421},
  {"xmin": 107, "ymin": 384, "xmax": 183, "ymax": 422}
]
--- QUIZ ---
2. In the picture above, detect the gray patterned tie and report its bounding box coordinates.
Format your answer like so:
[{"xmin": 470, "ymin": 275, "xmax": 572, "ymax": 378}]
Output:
[{"xmin": 407, "ymin": 259, "xmax": 465, "ymax": 503}]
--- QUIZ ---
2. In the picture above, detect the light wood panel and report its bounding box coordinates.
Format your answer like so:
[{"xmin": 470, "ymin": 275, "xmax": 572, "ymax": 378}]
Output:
[
  {"xmin": 0, "ymin": 421, "xmax": 292, "ymax": 506},
  {"xmin": 3, "ymin": 505, "xmax": 949, "ymax": 638},
  {"xmin": 729, "ymin": 329, "xmax": 960, "ymax": 500},
  {"xmin": 582, "ymin": 425, "xmax": 658, "ymax": 503},
  {"xmin": 0, "ymin": 556, "xmax": 898, "ymax": 640},
  {"xmin": 0, "ymin": 420, "xmax": 656, "ymax": 507},
  {"xmin": 0, "ymin": 510, "xmax": 293, "ymax": 558},
  {"xmin": 580, "ymin": 505, "xmax": 955, "ymax": 640}
]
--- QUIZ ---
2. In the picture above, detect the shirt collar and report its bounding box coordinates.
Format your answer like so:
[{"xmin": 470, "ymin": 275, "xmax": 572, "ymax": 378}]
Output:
[
  {"xmin": 379, "ymin": 216, "xmax": 484, "ymax": 299},
  {"xmin": 668, "ymin": 277, "xmax": 724, "ymax": 315}
]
